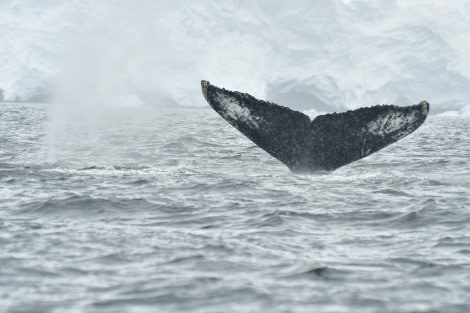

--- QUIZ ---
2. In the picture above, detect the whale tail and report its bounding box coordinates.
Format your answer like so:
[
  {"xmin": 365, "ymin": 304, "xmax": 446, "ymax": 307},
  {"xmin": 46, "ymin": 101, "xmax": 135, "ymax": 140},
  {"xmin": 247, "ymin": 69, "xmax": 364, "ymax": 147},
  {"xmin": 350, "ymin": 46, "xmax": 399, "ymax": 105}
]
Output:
[{"xmin": 201, "ymin": 80, "xmax": 429, "ymax": 172}]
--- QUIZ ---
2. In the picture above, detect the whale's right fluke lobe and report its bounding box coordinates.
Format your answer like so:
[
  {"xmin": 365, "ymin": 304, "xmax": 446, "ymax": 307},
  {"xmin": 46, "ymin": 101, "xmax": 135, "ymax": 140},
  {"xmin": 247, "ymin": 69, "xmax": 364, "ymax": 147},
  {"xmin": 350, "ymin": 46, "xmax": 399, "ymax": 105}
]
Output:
[
  {"xmin": 309, "ymin": 101, "xmax": 429, "ymax": 171},
  {"xmin": 201, "ymin": 80, "xmax": 429, "ymax": 172}
]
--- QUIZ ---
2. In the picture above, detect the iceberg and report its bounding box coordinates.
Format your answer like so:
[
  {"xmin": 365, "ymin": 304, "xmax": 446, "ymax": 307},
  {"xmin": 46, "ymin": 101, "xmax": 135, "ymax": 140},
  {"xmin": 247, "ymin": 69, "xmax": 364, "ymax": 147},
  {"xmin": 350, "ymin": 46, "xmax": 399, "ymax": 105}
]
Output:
[{"xmin": 1, "ymin": 0, "xmax": 469, "ymax": 114}]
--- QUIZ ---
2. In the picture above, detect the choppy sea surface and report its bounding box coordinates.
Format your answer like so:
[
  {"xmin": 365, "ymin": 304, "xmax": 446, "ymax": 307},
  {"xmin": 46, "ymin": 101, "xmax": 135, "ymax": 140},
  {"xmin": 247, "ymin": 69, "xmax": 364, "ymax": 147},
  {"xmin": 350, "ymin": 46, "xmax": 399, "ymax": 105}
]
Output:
[{"xmin": 1, "ymin": 103, "xmax": 469, "ymax": 313}]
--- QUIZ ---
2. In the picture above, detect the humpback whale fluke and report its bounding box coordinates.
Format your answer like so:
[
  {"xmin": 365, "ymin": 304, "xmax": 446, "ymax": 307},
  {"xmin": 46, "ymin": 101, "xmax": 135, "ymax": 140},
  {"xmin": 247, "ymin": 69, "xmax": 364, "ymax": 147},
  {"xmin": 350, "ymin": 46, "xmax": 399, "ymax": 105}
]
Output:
[{"xmin": 201, "ymin": 80, "xmax": 429, "ymax": 172}]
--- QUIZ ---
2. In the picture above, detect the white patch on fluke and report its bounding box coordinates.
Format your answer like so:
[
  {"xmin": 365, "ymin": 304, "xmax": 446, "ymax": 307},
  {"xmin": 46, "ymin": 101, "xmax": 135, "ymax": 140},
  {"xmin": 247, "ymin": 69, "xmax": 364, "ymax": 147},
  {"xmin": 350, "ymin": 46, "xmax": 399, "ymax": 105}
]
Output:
[
  {"xmin": 367, "ymin": 110, "xmax": 419, "ymax": 139},
  {"xmin": 214, "ymin": 91, "xmax": 260, "ymax": 128}
]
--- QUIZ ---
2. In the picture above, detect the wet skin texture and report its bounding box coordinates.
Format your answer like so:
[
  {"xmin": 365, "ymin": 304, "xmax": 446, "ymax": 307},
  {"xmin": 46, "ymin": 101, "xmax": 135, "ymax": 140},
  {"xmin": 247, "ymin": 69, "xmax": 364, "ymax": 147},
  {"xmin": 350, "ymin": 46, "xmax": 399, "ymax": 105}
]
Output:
[{"xmin": 202, "ymin": 80, "xmax": 429, "ymax": 173}]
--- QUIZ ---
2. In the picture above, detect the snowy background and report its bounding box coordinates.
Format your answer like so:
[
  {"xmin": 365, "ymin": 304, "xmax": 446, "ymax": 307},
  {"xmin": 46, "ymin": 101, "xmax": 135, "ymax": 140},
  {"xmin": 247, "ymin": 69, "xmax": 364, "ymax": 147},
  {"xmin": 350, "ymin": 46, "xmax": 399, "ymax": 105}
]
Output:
[{"xmin": 1, "ymin": 0, "xmax": 470, "ymax": 114}]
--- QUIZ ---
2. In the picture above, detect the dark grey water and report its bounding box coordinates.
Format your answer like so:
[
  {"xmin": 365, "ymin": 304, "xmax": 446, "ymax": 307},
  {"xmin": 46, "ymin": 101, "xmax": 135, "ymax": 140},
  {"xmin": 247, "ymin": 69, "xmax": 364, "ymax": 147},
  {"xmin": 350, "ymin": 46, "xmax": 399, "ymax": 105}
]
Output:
[{"xmin": 1, "ymin": 103, "xmax": 470, "ymax": 313}]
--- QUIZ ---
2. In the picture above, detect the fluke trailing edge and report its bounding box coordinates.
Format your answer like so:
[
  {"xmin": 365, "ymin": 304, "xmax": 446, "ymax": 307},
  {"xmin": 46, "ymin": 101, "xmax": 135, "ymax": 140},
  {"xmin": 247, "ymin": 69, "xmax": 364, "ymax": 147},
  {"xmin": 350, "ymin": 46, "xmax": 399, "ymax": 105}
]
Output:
[{"xmin": 201, "ymin": 80, "xmax": 429, "ymax": 172}]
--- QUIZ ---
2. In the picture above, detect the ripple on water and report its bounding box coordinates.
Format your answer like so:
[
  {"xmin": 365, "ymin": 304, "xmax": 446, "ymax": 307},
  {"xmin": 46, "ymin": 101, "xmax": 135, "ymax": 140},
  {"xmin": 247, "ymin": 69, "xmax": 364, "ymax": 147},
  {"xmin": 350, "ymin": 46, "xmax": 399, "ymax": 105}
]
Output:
[{"xmin": 2, "ymin": 105, "xmax": 470, "ymax": 312}]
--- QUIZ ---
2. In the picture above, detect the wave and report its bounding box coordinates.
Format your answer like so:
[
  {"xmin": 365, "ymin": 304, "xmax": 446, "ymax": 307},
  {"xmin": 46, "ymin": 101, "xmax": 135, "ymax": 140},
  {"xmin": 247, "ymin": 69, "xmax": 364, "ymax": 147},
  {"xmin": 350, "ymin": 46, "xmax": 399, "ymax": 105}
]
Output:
[{"xmin": 16, "ymin": 195, "xmax": 156, "ymax": 216}]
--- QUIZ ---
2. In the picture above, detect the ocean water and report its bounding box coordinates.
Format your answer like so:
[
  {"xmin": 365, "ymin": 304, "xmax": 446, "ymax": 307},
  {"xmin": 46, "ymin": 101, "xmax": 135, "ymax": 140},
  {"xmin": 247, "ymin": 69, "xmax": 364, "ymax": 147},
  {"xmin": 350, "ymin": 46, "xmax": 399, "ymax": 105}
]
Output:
[{"xmin": 1, "ymin": 102, "xmax": 470, "ymax": 313}]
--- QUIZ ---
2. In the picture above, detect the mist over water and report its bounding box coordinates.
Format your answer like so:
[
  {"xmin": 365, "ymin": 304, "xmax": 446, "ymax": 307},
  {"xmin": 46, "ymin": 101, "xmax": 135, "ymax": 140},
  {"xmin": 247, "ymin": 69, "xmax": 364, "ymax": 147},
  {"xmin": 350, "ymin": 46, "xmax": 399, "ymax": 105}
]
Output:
[{"xmin": 37, "ymin": 0, "xmax": 470, "ymax": 162}]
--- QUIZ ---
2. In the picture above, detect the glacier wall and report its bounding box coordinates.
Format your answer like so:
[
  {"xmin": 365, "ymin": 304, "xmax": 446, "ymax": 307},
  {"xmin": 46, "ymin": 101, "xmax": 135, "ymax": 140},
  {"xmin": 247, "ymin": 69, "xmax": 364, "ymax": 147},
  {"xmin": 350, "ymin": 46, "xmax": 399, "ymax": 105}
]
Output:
[{"xmin": 1, "ymin": 0, "xmax": 470, "ymax": 114}]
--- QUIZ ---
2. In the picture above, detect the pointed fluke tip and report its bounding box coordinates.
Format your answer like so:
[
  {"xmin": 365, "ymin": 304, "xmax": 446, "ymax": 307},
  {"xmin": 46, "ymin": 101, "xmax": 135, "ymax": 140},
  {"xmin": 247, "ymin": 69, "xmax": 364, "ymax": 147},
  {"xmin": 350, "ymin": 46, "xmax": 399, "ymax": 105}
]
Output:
[
  {"xmin": 419, "ymin": 100, "xmax": 430, "ymax": 115},
  {"xmin": 201, "ymin": 80, "xmax": 210, "ymax": 102}
]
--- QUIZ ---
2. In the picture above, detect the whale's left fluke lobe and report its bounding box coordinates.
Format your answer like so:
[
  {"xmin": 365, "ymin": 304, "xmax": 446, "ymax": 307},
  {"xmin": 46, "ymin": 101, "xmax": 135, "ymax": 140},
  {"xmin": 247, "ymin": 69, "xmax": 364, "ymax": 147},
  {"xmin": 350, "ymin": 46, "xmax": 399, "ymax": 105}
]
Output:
[{"xmin": 201, "ymin": 80, "xmax": 429, "ymax": 172}]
